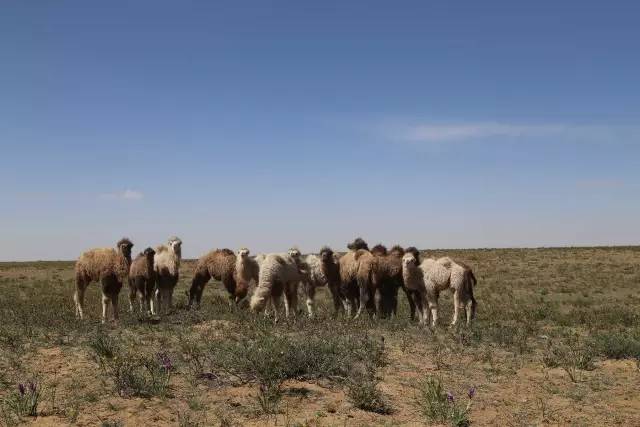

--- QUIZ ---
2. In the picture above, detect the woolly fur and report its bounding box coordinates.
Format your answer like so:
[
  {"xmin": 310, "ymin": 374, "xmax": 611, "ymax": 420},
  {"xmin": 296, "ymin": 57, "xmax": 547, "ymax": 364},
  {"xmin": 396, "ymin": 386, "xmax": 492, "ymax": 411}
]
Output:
[
  {"xmin": 250, "ymin": 252, "xmax": 308, "ymax": 318},
  {"xmin": 402, "ymin": 253, "xmax": 477, "ymax": 326},
  {"xmin": 74, "ymin": 238, "xmax": 133, "ymax": 322}
]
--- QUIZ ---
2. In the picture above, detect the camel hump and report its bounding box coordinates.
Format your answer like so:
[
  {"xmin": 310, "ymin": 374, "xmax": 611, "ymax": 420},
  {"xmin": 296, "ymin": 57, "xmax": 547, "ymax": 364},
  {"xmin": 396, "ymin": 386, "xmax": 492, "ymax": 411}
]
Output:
[
  {"xmin": 354, "ymin": 249, "xmax": 368, "ymax": 261},
  {"xmin": 437, "ymin": 257, "xmax": 454, "ymax": 268}
]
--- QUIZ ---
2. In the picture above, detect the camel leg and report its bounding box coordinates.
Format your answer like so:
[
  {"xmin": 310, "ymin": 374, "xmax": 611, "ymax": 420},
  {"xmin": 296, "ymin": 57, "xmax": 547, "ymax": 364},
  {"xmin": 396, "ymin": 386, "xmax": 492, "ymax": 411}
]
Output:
[
  {"xmin": 101, "ymin": 293, "xmax": 110, "ymax": 324},
  {"xmin": 74, "ymin": 282, "xmax": 86, "ymax": 320},
  {"xmin": 283, "ymin": 283, "xmax": 297, "ymax": 318},
  {"xmin": 157, "ymin": 289, "xmax": 164, "ymax": 315},
  {"xmin": 423, "ymin": 297, "xmax": 431, "ymax": 326},
  {"xmin": 162, "ymin": 289, "xmax": 172, "ymax": 314},
  {"xmin": 404, "ymin": 288, "xmax": 416, "ymax": 320},
  {"xmin": 430, "ymin": 304, "xmax": 438, "ymax": 328},
  {"xmin": 304, "ymin": 282, "xmax": 316, "ymax": 318},
  {"xmin": 159, "ymin": 288, "xmax": 165, "ymax": 314},
  {"xmin": 150, "ymin": 284, "xmax": 158, "ymax": 315},
  {"xmin": 136, "ymin": 290, "xmax": 144, "ymax": 313},
  {"xmin": 128, "ymin": 284, "xmax": 136, "ymax": 313},
  {"xmin": 330, "ymin": 285, "xmax": 342, "ymax": 316},
  {"xmin": 159, "ymin": 289, "xmax": 169, "ymax": 313},
  {"xmin": 272, "ymin": 294, "xmax": 283, "ymax": 322},
  {"xmin": 168, "ymin": 288, "xmax": 174, "ymax": 311},
  {"xmin": 427, "ymin": 293, "xmax": 439, "ymax": 328},
  {"xmin": 354, "ymin": 285, "xmax": 369, "ymax": 319},
  {"xmin": 451, "ymin": 290, "xmax": 461, "ymax": 326},
  {"xmin": 465, "ymin": 299, "xmax": 473, "ymax": 325},
  {"xmin": 289, "ymin": 283, "xmax": 299, "ymax": 317},
  {"xmin": 188, "ymin": 272, "xmax": 209, "ymax": 309},
  {"xmin": 343, "ymin": 298, "xmax": 352, "ymax": 317},
  {"xmin": 283, "ymin": 293, "xmax": 290, "ymax": 318},
  {"xmin": 415, "ymin": 293, "xmax": 426, "ymax": 325},
  {"xmin": 167, "ymin": 277, "xmax": 177, "ymax": 311},
  {"xmin": 374, "ymin": 289, "xmax": 383, "ymax": 319},
  {"xmin": 111, "ymin": 293, "xmax": 119, "ymax": 322}
]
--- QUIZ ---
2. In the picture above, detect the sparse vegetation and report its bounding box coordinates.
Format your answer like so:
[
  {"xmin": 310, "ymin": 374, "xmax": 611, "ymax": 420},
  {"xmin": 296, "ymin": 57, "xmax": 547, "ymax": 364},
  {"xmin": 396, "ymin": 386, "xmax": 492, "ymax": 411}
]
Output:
[
  {"xmin": 413, "ymin": 376, "xmax": 472, "ymax": 426},
  {"xmin": 346, "ymin": 371, "xmax": 392, "ymax": 414},
  {"xmin": 1, "ymin": 247, "xmax": 640, "ymax": 424}
]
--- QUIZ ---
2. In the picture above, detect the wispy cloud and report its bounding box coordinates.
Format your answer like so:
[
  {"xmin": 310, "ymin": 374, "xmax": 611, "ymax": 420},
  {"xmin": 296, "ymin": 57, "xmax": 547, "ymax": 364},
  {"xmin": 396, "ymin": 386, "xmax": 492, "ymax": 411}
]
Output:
[
  {"xmin": 387, "ymin": 121, "xmax": 639, "ymax": 144},
  {"xmin": 99, "ymin": 189, "xmax": 144, "ymax": 201},
  {"xmin": 403, "ymin": 123, "xmax": 566, "ymax": 143}
]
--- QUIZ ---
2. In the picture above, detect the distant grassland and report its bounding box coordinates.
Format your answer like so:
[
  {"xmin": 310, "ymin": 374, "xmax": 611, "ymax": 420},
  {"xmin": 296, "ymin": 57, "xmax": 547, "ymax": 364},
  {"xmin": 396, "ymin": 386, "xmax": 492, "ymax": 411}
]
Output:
[{"xmin": 1, "ymin": 246, "xmax": 639, "ymax": 426}]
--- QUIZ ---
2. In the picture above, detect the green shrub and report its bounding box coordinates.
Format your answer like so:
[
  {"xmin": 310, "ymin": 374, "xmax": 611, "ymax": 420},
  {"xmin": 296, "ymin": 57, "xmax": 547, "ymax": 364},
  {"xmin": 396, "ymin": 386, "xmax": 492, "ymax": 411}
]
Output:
[
  {"xmin": 89, "ymin": 333, "xmax": 173, "ymax": 398},
  {"xmin": 591, "ymin": 331, "xmax": 640, "ymax": 359},
  {"xmin": 346, "ymin": 371, "xmax": 392, "ymax": 414},
  {"xmin": 413, "ymin": 377, "xmax": 474, "ymax": 427},
  {"xmin": 202, "ymin": 324, "xmax": 386, "ymax": 414}
]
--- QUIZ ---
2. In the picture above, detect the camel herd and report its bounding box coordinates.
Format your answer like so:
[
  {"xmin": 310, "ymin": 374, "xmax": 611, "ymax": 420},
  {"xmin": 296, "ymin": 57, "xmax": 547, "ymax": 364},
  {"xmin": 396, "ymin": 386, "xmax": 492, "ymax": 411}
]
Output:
[{"xmin": 73, "ymin": 237, "xmax": 477, "ymax": 327}]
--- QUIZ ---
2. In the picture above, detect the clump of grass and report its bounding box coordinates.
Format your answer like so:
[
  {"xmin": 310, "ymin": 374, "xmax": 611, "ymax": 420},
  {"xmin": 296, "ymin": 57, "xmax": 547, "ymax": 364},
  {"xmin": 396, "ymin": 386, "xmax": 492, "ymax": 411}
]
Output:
[
  {"xmin": 89, "ymin": 332, "xmax": 173, "ymax": 398},
  {"xmin": 346, "ymin": 371, "xmax": 392, "ymax": 414},
  {"xmin": 2, "ymin": 381, "xmax": 41, "ymax": 419},
  {"xmin": 89, "ymin": 330, "xmax": 119, "ymax": 359},
  {"xmin": 413, "ymin": 377, "xmax": 474, "ymax": 427},
  {"xmin": 256, "ymin": 382, "xmax": 283, "ymax": 414},
  {"xmin": 202, "ymin": 323, "xmax": 386, "ymax": 414},
  {"xmin": 543, "ymin": 339, "xmax": 595, "ymax": 371}
]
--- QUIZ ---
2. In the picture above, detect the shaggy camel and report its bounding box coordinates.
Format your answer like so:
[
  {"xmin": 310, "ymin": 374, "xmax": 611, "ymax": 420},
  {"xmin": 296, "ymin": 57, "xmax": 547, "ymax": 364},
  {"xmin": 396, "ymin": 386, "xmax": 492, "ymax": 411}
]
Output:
[
  {"xmin": 339, "ymin": 237, "xmax": 370, "ymax": 317},
  {"xmin": 128, "ymin": 247, "xmax": 156, "ymax": 314},
  {"xmin": 189, "ymin": 247, "xmax": 259, "ymax": 307},
  {"xmin": 250, "ymin": 251, "xmax": 309, "ymax": 319},
  {"xmin": 300, "ymin": 246, "xmax": 341, "ymax": 317},
  {"xmin": 74, "ymin": 238, "xmax": 134, "ymax": 323},
  {"xmin": 152, "ymin": 236, "xmax": 182, "ymax": 314},
  {"xmin": 402, "ymin": 252, "xmax": 477, "ymax": 326}
]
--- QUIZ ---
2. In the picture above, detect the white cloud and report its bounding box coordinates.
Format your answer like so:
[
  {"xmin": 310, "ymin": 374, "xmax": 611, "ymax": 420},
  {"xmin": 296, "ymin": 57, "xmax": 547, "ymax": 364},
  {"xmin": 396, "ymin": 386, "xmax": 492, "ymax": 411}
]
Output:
[
  {"xmin": 401, "ymin": 122, "xmax": 568, "ymax": 143},
  {"xmin": 99, "ymin": 189, "xmax": 144, "ymax": 201},
  {"xmin": 386, "ymin": 121, "xmax": 640, "ymax": 145}
]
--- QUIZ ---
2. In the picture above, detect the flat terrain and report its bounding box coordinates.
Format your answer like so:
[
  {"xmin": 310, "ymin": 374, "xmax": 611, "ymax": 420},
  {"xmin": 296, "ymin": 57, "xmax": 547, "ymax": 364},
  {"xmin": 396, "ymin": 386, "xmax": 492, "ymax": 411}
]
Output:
[{"xmin": 1, "ymin": 247, "xmax": 639, "ymax": 426}]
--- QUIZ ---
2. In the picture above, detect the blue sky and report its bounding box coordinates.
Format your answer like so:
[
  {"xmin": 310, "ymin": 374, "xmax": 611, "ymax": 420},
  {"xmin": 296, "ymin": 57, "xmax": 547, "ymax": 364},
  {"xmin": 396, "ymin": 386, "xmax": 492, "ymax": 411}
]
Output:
[{"xmin": 1, "ymin": 1, "xmax": 639, "ymax": 260}]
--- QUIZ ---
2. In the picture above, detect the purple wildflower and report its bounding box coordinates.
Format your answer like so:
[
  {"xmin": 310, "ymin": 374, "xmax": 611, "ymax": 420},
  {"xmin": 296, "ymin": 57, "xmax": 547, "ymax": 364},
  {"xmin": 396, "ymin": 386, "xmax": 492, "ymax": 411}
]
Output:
[
  {"xmin": 157, "ymin": 352, "xmax": 173, "ymax": 371},
  {"xmin": 468, "ymin": 386, "xmax": 476, "ymax": 399},
  {"xmin": 18, "ymin": 383, "xmax": 25, "ymax": 396},
  {"xmin": 28, "ymin": 381, "xmax": 37, "ymax": 393},
  {"xmin": 446, "ymin": 391, "xmax": 454, "ymax": 403}
]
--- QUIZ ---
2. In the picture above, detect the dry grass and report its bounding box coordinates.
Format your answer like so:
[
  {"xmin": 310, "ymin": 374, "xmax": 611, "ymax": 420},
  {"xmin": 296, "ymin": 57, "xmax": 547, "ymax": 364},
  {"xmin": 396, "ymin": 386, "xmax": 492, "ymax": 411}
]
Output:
[{"xmin": 1, "ymin": 247, "xmax": 639, "ymax": 426}]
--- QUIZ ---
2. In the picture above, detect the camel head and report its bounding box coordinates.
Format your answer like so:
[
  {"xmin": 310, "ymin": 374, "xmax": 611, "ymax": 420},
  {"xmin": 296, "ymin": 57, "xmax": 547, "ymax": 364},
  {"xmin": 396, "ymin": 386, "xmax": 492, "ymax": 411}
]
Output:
[
  {"xmin": 288, "ymin": 247, "xmax": 301, "ymax": 259},
  {"xmin": 389, "ymin": 245, "xmax": 405, "ymax": 258},
  {"xmin": 402, "ymin": 252, "xmax": 418, "ymax": 269},
  {"xmin": 371, "ymin": 244, "xmax": 388, "ymax": 256},
  {"xmin": 117, "ymin": 238, "xmax": 134, "ymax": 261},
  {"xmin": 405, "ymin": 246, "xmax": 420, "ymax": 264},
  {"xmin": 168, "ymin": 236, "xmax": 182, "ymax": 256},
  {"xmin": 143, "ymin": 247, "xmax": 156, "ymax": 262},
  {"xmin": 319, "ymin": 246, "xmax": 334, "ymax": 263},
  {"xmin": 237, "ymin": 247, "xmax": 250, "ymax": 259},
  {"xmin": 347, "ymin": 237, "xmax": 369, "ymax": 251}
]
